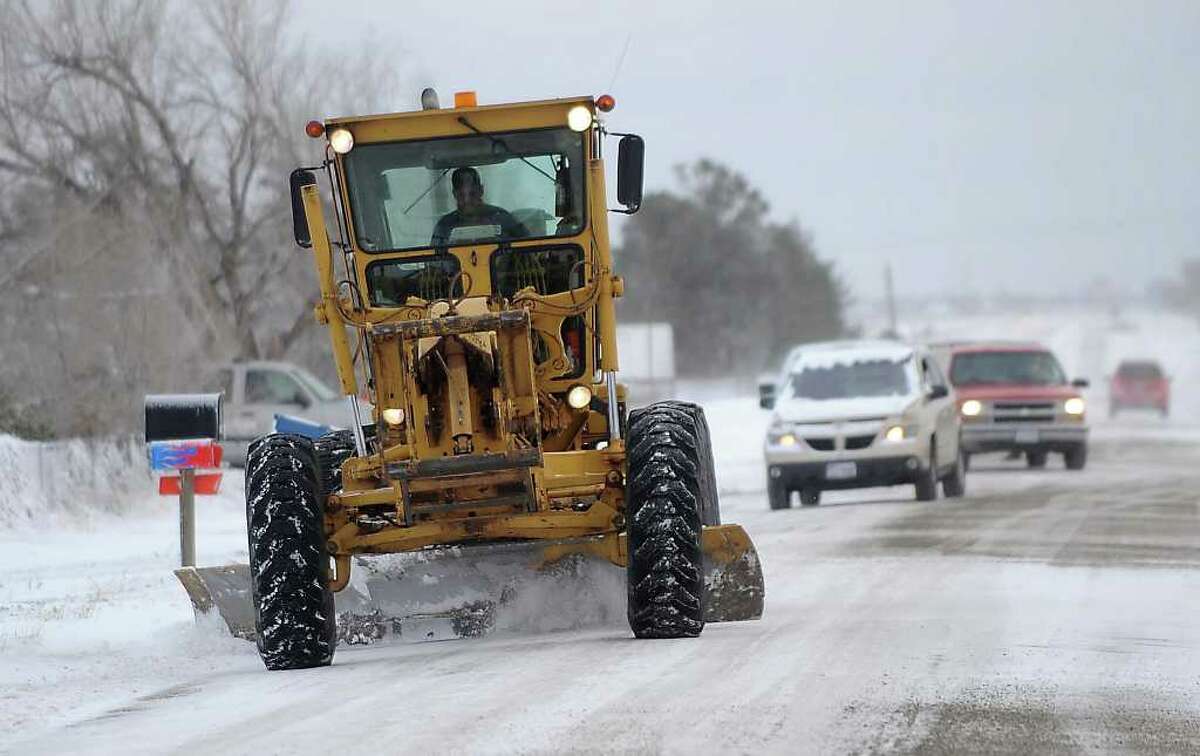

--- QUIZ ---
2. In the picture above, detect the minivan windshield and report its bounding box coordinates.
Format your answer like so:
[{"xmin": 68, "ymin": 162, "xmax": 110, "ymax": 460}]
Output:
[
  {"xmin": 342, "ymin": 128, "xmax": 586, "ymax": 252},
  {"xmin": 950, "ymin": 351, "xmax": 1066, "ymax": 386},
  {"xmin": 788, "ymin": 358, "xmax": 913, "ymax": 400}
]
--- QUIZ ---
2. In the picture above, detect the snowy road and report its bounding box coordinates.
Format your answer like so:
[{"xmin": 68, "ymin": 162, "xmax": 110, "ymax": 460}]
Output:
[
  {"xmin": 3, "ymin": 308, "xmax": 1200, "ymax": 754},
  {"xmin": 5, "ymin": 433, "xmax": 1200, "ymax": 754}
]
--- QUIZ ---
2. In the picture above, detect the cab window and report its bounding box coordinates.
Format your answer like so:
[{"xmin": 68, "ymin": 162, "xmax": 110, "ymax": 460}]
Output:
[
  {"xmin": 367, "ymin": 256, "xmax": 463, "ymax": 306},
  {"xmin": 491, "ymin": 245, "xmax": 584, "ymax": 299}
]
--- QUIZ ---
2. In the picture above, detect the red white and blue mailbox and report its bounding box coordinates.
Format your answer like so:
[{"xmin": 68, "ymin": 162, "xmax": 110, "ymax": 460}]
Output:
[
  {"xmin": 149, "ymin": 439, "xmax": 224, "ymax": 495},
  {"xmin": 144, "ymin": 393, "xmax": 224, "ymax": 567}
]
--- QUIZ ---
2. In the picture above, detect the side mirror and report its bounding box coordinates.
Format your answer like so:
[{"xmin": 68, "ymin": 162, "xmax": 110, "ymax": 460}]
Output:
[
  {"xmin": 616, "ymin": 134, "xmax": 644, "ymax": 213},
  {"xmin": 292, "ymin": 392, "xmax": 312, "ymax": 409},
  {"xmin": 927, "ymin": 384, "xmax": 949, "ymax": 400},
  {"xmin": 554, "ymin": 162, "xmax": 573, "ymax": 217},
  {"xmin": 758, "ymin": 382, "xmax": 776, "ymax": 410},
  {"xmin": 1071, "ymin": 378, "xmax": 1090, "ymax": 388},
  {"xmin": 290, "ymin": 168, "xmax": 318, "ymax": 248}
]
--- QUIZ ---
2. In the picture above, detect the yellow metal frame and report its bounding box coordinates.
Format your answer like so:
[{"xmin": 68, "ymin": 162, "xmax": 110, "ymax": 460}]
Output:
[{"xmin": 300, "ymin": 95, "xmax": 636, "ymax": 589}]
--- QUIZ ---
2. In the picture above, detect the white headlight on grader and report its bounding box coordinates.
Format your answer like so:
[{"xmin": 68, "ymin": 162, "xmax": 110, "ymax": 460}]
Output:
[{"xmin": 174, "ymin": 90, "xmax": 765, "ymax": 670}]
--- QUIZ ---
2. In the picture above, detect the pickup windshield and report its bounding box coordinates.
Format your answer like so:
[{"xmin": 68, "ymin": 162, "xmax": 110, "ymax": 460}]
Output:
[
  {"xmin": 342, "ymin": 128, "xmax": 586, "ymax": 252},
  {"xmin": 950, "ymin": 351, "xmax": 1066, "ymax": 386}
]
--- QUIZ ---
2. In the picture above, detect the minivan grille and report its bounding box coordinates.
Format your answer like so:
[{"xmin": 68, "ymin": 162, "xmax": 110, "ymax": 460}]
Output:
[{"xmin": 844, "ymin": 434, "xmax": 875, "ymax": 450}]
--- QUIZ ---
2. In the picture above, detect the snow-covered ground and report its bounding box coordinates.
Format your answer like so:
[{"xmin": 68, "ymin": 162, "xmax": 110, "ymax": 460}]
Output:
[{"xmin": 2, "ymin": 305, "xmax": 1199, "ymax": 753}]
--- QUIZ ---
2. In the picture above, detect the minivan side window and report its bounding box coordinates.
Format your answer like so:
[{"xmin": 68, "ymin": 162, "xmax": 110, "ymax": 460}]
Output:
[{"xmin": 245, "ymin": 370, "xmax": 307, "ymax": 405}]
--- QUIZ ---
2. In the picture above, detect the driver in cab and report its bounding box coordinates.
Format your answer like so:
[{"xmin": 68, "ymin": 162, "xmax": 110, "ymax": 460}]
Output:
[{"xmin": 431, "ymin": 167, "xmax": 528, "ymax": 246}]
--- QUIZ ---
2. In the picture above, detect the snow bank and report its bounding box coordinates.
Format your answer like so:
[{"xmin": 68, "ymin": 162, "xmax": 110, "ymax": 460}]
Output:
[{"xmin": 0, "ymin": 435, "xmax": 159, "ymax": 529}]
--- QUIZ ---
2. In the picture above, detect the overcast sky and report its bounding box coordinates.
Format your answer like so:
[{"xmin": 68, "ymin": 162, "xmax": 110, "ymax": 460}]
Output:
[{"xmin": 295, "ymin": 0, "xmax": 1199, "ymax": 302}]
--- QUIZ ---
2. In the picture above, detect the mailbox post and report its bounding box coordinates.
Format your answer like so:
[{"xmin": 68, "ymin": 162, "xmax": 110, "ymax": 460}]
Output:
[
  {"xmin": 179, "ymin": 469, "xmax": 196, "ymax": 567},
  {"xmin": 144, "ymin": 393, "xmax": 223, "ymax": 568}
]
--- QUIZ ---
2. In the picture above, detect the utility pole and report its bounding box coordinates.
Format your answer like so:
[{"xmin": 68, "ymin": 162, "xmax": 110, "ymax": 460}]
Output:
[{"xmin": 884, "ymin": 263, "xmax": 898, "ymax": 338}]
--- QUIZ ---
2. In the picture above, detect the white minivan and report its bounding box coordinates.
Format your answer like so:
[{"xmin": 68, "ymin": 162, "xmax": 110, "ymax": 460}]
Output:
[{"xmin": 760, "ymin": 340, "xmax": 965, "ymax": 508}]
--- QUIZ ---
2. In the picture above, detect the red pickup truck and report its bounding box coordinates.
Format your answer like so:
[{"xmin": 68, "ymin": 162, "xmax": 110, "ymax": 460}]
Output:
[{"xmin": 931, "ymin": 342, "xmax": 1089, "ymax": 470}]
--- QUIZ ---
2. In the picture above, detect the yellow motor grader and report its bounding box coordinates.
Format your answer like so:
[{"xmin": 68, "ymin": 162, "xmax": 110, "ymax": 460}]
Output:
[{"xmin": 177, "ymin": 89, "xmax": 764, "ymax": 670}]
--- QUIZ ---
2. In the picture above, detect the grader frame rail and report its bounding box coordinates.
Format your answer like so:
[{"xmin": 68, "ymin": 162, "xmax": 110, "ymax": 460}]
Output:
[{"xmin": 165, "ymin": 91, "xmax": 764, "ymax": 670}]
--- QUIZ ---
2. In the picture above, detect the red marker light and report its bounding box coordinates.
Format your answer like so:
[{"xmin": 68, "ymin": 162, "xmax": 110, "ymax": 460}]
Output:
[
  {"xmin": 305, "ymin": 120, "xmax": 325, "ymax": 138},
  {"xmin": 595, "ymin": 94, "xmax": 616, "ymax": 112}
]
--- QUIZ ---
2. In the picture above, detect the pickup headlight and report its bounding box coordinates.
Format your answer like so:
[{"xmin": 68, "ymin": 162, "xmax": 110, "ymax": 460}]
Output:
[
  {"xmin": 960, "ymin": 399, "xmax": 983, "ymax": 417},
  {"xmin": 1064, "ymin": 397, "xmax": 1085, "ymax": 416}
]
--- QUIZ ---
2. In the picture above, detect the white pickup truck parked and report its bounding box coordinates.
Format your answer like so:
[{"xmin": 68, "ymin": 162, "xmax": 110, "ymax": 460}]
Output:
[{"xmin": 209, "ymin": 360, "xmax": 357, "ymax": 466}]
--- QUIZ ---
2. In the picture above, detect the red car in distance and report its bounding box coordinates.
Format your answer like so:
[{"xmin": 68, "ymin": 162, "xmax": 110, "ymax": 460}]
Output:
[{"xmin": 1109, "ymin": 360, "xmax": 1169, "ymax": 417}]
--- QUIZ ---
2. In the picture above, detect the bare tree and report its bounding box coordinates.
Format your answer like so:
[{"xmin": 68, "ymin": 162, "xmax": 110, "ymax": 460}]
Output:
[{"xmin": 0, "ymin": 0, "xmax": 405, "ymax": 435}]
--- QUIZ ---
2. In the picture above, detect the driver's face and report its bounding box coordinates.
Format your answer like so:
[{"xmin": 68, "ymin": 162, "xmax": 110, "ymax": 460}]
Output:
[{"xmin": 454, "ymin": 176, "xmax": 483, "ymax": 213}]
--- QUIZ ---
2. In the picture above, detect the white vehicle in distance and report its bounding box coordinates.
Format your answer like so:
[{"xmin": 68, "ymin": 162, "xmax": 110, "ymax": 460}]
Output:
[
  {"xmin": 207, "ymin": 360, "xmax": 360, "ymax": 466},
  {"xmin": 761, "ymin": 340, "xmax": 965, "ymax": 508}
]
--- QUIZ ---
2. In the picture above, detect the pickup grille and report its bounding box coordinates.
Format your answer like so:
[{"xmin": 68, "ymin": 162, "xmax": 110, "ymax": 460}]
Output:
[{"xmin": 991, "ymin": 401, "xmax": 1056, "ymax": 424}]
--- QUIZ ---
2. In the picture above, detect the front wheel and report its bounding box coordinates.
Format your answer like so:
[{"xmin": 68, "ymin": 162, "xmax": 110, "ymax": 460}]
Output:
[
  {"xmin": 768, "ymin": 476, "xmax": 791, "ymax": 510},
  {"xmin": 943, "ymin": 446, "xmax": 967, "ymax": 498},
  {"xmin": 1064, "ymin": 444, "xmax": 1088, "ymax": 470},
  {"xmin": 1026, "ymin": 450, "xmax": 1048, "ymax": 469},
  {"xmin": 625, "ymin": 403, "xmax": 706, "ymax": 639},
  {"xmin": 246, "ymin": 434, "xmax": 336, "ymax": 670},
  {"xmin": 914, "ymin": 443, "xmax": 939, "ymax": 501}
]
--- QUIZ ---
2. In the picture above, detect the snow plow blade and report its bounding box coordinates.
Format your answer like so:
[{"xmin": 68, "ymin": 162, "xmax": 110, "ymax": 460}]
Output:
[{"xmin": 174, "ymin": 524, "xmax": 763, "ymax": 643}]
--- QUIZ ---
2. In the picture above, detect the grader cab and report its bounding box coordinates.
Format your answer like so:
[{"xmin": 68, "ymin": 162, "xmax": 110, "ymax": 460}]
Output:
[{"xmin": 195, "ymin": 90, "xmax": 763, "ymax": 670}]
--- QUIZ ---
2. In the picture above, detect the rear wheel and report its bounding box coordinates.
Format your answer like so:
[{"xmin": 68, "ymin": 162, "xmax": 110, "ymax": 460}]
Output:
[
  {"xmin": 1026, "ymin": 450, "xmax": 1048, "ymax": 469},
  {"xmin": 799, "ymin": 488, "xmax": 821, "ymax": 507},
  {"xmin": 625, "ymin": 403, "xmax": 706, "ymax": 639},
  {"xmin": 245, "ymin": 433, "xmax": 336, "ymax": 670},
  {"xmin": 915, "ymin": 443, "xmax": 939, "ymax": 501},
  {"xmin": 1064, "ymin": 444, "xmax": 1088, "ymax": 470},
  {"xmin": 943, "ymin": 446, "xmax": 967, "ymax": 498},
  {"xmin": 657, "ymin": 401, "xmax": 721, "ymax": 525},
  {"xmin": 314, "ymin": 429, "xmax": 356, "ymax": 500}
]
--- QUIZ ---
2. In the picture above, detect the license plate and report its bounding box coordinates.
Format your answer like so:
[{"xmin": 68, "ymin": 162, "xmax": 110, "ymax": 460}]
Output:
[
  {"xmin": 825, "ymin": 461, "xmax": 858, "ymax": 480},
  {"xmin": 1015, "ymin": 429, "xmax": 1040, "ymax": 444}
]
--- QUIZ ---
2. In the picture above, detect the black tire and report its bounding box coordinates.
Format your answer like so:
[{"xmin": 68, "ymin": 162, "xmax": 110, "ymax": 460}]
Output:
[
  {"xmin": 1026, "ymin": 450, "xmax": 1048, "ymax": 469},
  {"xmin": 799, "ymin": 488, "xmax": 820, "ymax": 507},
  {"xmin": 314, "ymin": 429, "xmax": 356, "ymax": 500},
  {"xmin": 656, "ymin": 401, "xmax": 721, "ymax": 525},
  {"xmin": 915, "ymin": 442, "xmax": 939, "ymax": 501},
  {"xmin": 625, "ymin": 403, "xmax": 706, "ymax": 639},
  {"xmin": 245, "ymin": 433, "xmax": 337, "ymax": 670},
  {"xmin": 1064, "ymin": 444, "xmax": 1088, "ymax": 471},
  {"xmin": 943, "ymin": 446, "xmax": 966, "ymax": 498},
  {"xmin": 768, "ymin": 476, "xmax": 791, "ymax": 510}
]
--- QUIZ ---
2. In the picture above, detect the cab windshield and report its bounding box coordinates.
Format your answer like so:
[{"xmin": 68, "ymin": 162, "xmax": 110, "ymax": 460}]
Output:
[
  {"xmin": 950, "ymin": 351, "xmax": 1066, "ymax": 386},
  {"xmin": 342, "ymin": 128, "xmax": 586, "ymax": 252}
]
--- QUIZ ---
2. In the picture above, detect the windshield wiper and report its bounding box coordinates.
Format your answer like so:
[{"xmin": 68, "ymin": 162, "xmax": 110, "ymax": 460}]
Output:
[
  {"xmin": 401, "ymin": 168, "xmax": 451, "ymax": 214},
  {"xmin": 457, "ymin": 116, "xmax": 556, "ymax": 182}
]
